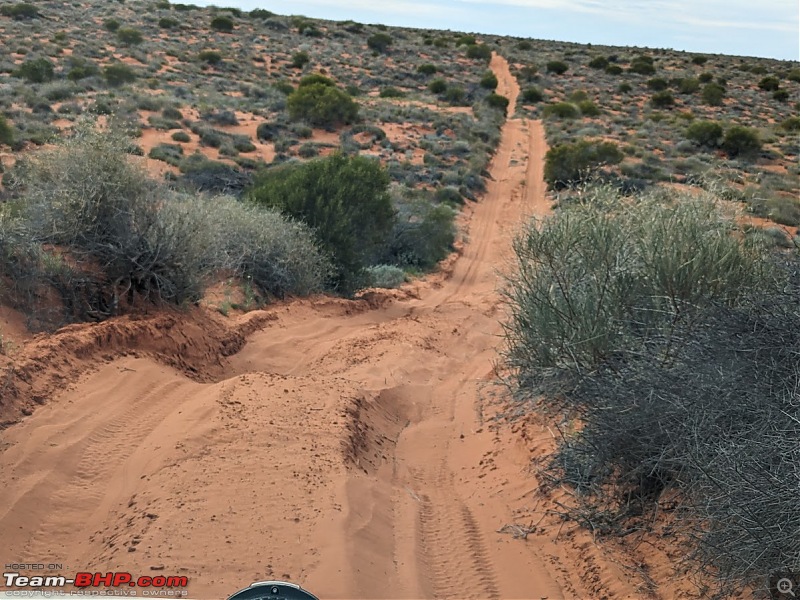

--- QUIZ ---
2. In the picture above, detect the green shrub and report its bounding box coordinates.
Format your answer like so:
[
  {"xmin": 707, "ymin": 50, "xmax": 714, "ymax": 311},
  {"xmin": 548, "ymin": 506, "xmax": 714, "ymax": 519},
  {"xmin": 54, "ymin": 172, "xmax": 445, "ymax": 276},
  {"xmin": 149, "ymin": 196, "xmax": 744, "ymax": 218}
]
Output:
[
  {"xmin": 577, "ymin": 100, "xmax": 600, "ymax": 116},
  {"xmin": 787, "ymin": 68, "xmax": 800, "ymax": 82},
  {"xmin": 486, "ymin": 93, "xmax": 510, "ymax": 113},
  {"xmin": 379, "ymin": 86, "xmax": 405, "ymax": 98},
  {"xmin": 0, "ymin": 115, "xmax": 14, "ymax": 146},
  {"xmin": 0, "ymin": 2, "xmax": 39, "ymax": 19},
  {"xmin": 699, "ymin": 72, "xmax": 713, "ymax": 83},
  {"xmin": 367, "ymin": 32, "xmax": 393, "ymax": 53},
  {"xmin": 780, "ymin": 116, "xmax": 800, "ymax": 132},
  {"xmin": 148, "ymin": 143, "xmax": 183, "ymax": 165},
  {"xmin": 522, "ymin": 87, "xmax": 543, "ymax": 103},
  {"xmin": 546, "ymin": 60, "xmax": 568, "ymax": 74},
  {"xmin": 517, "ymin": 40, "xmax": 532, "ymax": 50},
  {"xmin": 544, "ymin": 140, "xmax": 623, "ymax": 188},
  {"xmin": 651, "ymin": 90, "xmax": 675, "ymax": 108},
  {"xmin": 605, "ymin": 64, "xmax": 623, "ymax": 75},
  {"xmin": 647, "ymin": 77, "xmax": 668, "ymax": 91},
  {"xmin": 248, "ymin": 153, "xmax": 395, "ymax": 294},
  {"xmin": 287, "ymin": 83, "xmax": 358, "ymax": 127},
  {"xmin": 519, "ymin": 65, "xmax": 538, "ymax": 81},
  {"xmin": 417, "ymin": 63, "xmax": 437, "ymax": 75},
  {"xmin": 701, "ymin": 82, "xmax": 726, "ymax": 106},
  {"xmin": 617, "ymin": 82, "xmax": 632, "ymax": 93},
  {"xmin": 691, "ymin": 54, "xmax": 708, "ymax": 65},
  {"xmin": 428, "ymin": 78, "xmax": 447, "ymax": 94},
  {"xmin": 773, "ymin": 89, "xmax": 789, "ymax": 102},
  {"xmin": 210, "ymin": 15, "xmax": 234, "ymax": 31},
  {"xmin": 443, "ymin": 86, "xmax": 466, "ymax": 105},
  {"xmin": 13, "ymin": 57, "xmax": 54, "ymax": 83},
  {"xmin": 67, "ymin": 61, "xmax": 99, "ymax": 81},
  {"xmin": 158, "ymin": 17, "xmax": 178, "ymax": 28},
  {"xmin": 291, "ymin": 51, "xmax": 310, "ymax": 69},
  {"xmin": 299, "ymin": 73, "xmax": 335, "ymax": 87},
  {"xmin": 104, "ymin": 63, "xmax": 137, "ymax": 86},
  {"xmin": 543, "ymin": 102, "xmax": 579, "ymax": 119},
  {"xmin": 588, "ymin": 56, "xmax": 608, "ymax": 69},
  {"xmin": 171, "ymin": 130, "xmax": 190, "ymax": 143},
  {"xmin": 685, "ymin": 120, "xmax": 723, "ymax": 148},
  {"xmin": 629, "ymin": 57, "xmax": 655, "ymax": 75},
  {"xmin": 198, "ymin": 50, "xmax": 222, "ymax": 64},
  {"xmin": 758, "ymin": 76, "xmax": 780, "ymax": 91},
  {"xmin": 116, "ymin": 27, "xmax": 143, "ymax": 45},
  {"xmin": 466, "ymin": 44, "xmax": 492, "ymax": 61},
  {"xmin": 365, "ymin": 264, "xmax": 405, "ymax": 288},
  {"xmin": 455, "ymin": 34, "xmax": 476, "ymax": 46},
  {"xmin": 249, "ymin": 8, "xmax": 273, "ymax": 18},
  {"xmin": 480, "ymin": 71, "xmax": 498, "ymax": 90},
  {"xmin": 382, "ymin": 202, "xmax": 456, "ymax": 269},
  {"xmin": 103, "ymin": 18, "xmax": 120, "ymax": 32},
  {"xmin": 678, "ymin": 77, "xmax": 700, "ymax": 94},
  {"xmin": 722, "ymin": 125, "xmax": 762, "ymax": 159}
]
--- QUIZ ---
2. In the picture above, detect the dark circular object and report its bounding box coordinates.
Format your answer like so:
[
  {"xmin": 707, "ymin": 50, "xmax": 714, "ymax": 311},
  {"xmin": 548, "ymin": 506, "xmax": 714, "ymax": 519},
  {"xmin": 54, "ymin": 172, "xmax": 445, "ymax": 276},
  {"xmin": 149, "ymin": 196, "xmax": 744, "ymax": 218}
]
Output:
[{"xmin": 226, "ymin": 580, "xmax": 319, "ymax": 600}]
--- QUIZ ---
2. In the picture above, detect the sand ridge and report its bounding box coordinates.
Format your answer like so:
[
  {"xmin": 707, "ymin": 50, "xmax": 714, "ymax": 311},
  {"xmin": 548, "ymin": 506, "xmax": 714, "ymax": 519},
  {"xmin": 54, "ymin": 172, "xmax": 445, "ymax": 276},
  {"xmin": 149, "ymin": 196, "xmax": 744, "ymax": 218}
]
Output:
[{"xmin": 0, "ymin": 54, "xmax": 670, "ymax": 599}]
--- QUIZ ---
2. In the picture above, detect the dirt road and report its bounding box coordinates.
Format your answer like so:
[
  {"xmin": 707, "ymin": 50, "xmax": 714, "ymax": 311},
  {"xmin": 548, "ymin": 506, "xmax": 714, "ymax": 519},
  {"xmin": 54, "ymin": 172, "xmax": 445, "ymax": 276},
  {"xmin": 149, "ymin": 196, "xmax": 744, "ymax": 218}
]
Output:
[{"xmin": 0, "ymin": 55, "xmax": 643, "ymax": 599}]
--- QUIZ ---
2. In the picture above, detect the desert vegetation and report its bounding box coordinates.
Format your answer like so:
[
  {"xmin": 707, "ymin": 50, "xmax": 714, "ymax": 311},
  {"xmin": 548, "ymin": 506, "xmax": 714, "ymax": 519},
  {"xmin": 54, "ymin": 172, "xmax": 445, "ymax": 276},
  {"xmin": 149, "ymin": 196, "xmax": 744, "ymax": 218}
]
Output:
[{"xmin": 502, "ymin": 184, "xmax": 799, "ymax": 596}]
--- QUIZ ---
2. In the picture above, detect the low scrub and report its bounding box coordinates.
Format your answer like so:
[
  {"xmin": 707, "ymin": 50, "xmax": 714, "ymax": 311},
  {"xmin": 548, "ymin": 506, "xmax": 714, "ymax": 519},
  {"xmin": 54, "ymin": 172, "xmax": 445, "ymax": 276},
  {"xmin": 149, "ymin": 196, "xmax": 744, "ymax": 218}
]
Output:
[
  {"xmin": 502, "ymin": 184, "xmax": 795, "ymax": 596},
  {"xmin": 287, "ymin": 82, "xmax": 358, "ymax": 127},
  {"xmin": 248, "ymin": 153, "xmax": 395, "ymax": 294},
  {"xmin": 544, "ymin": 139, "xmax": 623, "ymax": 188}
]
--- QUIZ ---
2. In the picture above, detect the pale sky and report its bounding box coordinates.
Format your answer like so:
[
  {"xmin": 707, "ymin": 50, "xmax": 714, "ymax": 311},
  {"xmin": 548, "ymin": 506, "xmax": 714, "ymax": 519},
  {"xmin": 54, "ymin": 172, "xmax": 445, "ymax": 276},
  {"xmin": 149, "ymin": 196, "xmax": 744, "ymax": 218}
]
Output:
[{"xmin": 195, "ymin": 0, "xmax": 799, "ymax": 61}]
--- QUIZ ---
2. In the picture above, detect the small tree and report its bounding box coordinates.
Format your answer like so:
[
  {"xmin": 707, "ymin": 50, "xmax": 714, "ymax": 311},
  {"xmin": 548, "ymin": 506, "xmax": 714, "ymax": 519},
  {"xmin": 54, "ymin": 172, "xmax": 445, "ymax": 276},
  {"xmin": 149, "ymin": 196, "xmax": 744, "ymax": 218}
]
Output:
[
  {"xmin": 758, "ymin": 75, "xmax": 780, "ymax": 91},
  {"xmin": 701, "ymin": 82, "xmax": 726, "ymax": 106},
  {"xmin": 466, "ymin": 43, "xmax": 492, "ymax": 60},
  {"xmin": 290, "ymin": 51, "xmax": 310, "ymax": 69},
  {"xmin": 116, "ymin": 27, "xmax": 143, "ymax": 45},
  {"xmin": 544, "ymin": 140, "xmax": 623, "ymax": 188},
  {"xmin": 104, "ymin": 63, "xmax": 137, "ymax": 87},
  {"xmin": 722, "ymin": 126, "xmax": 762, "ymax": 159},
  {"xmin": 286, "ymin": 83, "xmax": 358, "ymax": 127},
  {"xmin": 0, "ymin": 114, "xmax": 14, "ymax": 146},
  {"xmin": 367, "ymin": 32, "xmax": 392, "ymax": 53},
  {"xmin": 210, "ymin": 15, "xmax": 234, "ymax": 32},
  {"xmin": 248, "ymin": 153, "xmax": 396, "ymax": 294},
  {"xmin": 546, "ymin": 60, "xmax": 568, "ymax": 74},
  {"xmin": 13, "ymin": 57, "xmax": 54, "ymax": 83},
  {"xmin": 685, "ymin": 120, "xmax": 723, "ymax": 148},
  {"xmin": 651, "ymin": 90, "xmax": 675, "ymax": 108},
  {"xmin": 480, "ymin": 71, "xmax": 498, "ymax": 90}
]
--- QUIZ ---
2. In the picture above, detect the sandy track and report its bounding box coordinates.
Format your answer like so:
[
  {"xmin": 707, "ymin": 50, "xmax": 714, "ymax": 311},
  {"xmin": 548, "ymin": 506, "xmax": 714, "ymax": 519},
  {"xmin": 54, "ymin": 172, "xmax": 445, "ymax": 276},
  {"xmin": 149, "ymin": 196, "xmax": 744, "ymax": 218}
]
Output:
[{"xmin": 0, "ymin": 55, "xmax": 647, "ymax": 599}]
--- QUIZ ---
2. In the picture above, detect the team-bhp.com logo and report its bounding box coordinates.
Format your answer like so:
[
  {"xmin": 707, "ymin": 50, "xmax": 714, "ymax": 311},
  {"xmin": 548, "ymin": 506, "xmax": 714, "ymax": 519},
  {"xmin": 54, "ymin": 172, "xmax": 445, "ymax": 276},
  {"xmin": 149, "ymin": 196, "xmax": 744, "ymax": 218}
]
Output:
[{"xmin": 4, "ymin": 572, "xmax": 188, "ymax": 590}]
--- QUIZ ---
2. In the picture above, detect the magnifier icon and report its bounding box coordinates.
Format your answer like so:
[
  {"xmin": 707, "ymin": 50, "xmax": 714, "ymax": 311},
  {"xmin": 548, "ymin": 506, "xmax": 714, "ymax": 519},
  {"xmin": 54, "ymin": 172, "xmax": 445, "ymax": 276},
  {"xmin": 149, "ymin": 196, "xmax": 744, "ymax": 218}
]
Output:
[{"xmin": 778, "ymin": 578, "xmax": 796, "ymax": 597}]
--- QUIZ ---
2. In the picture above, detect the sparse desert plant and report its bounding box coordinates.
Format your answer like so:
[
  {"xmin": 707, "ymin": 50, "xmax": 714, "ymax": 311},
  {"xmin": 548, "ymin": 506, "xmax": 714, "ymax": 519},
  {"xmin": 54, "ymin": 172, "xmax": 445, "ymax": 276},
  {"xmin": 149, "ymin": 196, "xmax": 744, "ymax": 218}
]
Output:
[
  {"xmin": 158, "ymin": 16, "xmax": 178, "ymax": 28},
  {"xmin": 198, "ymin": 50, "xmax": 222, "ymax": 64},
  {"xmin": 13, "ymin": 57, "xmax": 54, "ymax": 83},
  {"xmin": 722, "ymin": 125, "xmax": 762, "ymax": 159},
  {"xmin": 577, "ymin": 100, "xmax": 600, "ymax": 116},
  {"xmin": 588, "ymin": 56, "xmax": 608, "ymax": 69},
  {"xmin": 629, "ymin": 55, "xmax": 655, "ymax": 75},
  {"xmin": 104, "ymin": 63, "xmax": 137, "ymax": 87},
  {"xmin": 678, "ymin": 77, "xmax": 700, "ymax": 94},
  {"xmin": 544, "ymin": 139, "xmax": 623, "ymax": 188},
  {"xmin": 381, "ymin": 201, "xmax": 456, "ymax": 269},
  {"xmin": 103, "ymin": 18, "xmax": 120, "ymax": 31},
  {"xmin": 486, "ymin": 93, "xmax": 509, "ymax": 113},
  {"xmin": 685, "ymin": 120, "xmax": 723, "ymax": 148},
  {"xmin": 171, "ymin": 130, "xmax": 190, "ymax": 143},
  {"xmin": 480, "ymin": 71, "xmax": 498, "ymax": 90},
  {"xmin": 210, "ymin": 15, "xmax": 234, "ymax": 32},
  {"xmin": 691, "ymin": 54, "xmax": 708, "ymax": 65},
  {"xmin": 546, "ymin": 60, "xmax": 568, "ymax": 74},
  {"xmin": 521, "ymin": 87, "xmax": 543, "ymax": 103},
  {"xmin": 758, "ymin": 75, "xmax": 780, "ymax": 91},
  {"xmin": 543, "ymin": 102, "xmax": 579, "ymax": 119},
  {"xmin": 287, "ymin": 83, "xmax": 359, "ymax": 127},
  {"xmin": 380, "ymin": 86, "xmax": 405, "ymax": 98},
  {"xmin": 367, "ymin": 32, "xmax": 393, "ymax": 53},
  {"xmin": 647, "ymin": 77, "xmax": 668, "ymax": 91},
  {"xmin": 417, "ymin": 63, "xmax": 437, "ymax": 75},
  {"xmin": 365, "ymin": 264, "xmax": 405, "ymax": 288},
  {"xmin": 781, "ymin": 116, "xmax": 800, "ymax": 132},
  {"xmin": 0, "ymin": 114, "xmax": 14, "ymax": 146},
  {"xmin": 1, "ymin": 2, "xmax": 39, "ymax": 19},
  {"xmin": 701, "ymin": 82, "xmax": 726, "ymax": 106},
  {"xmin": 650, "ymin": 90, "xmax": 675, "ymax": 108},
  {"xmin": 116, "ymin": 27, "xmax": 143, "ymax": 45},
  {"xmin": 429, "ymin": 78, "xmax": 447, "ymax": 94},
  {"xmin": 290, "ymin": 51, "xmax": 310, "ymax": 69},
  {"xmin": 773, "ymin": 89, "xmax": 789, "ymax": 102},
  {"xmin": 466, "ymin": 43, "xmax": 492, "ymax": 61},
  {"xmin": 248, "ymin": 153, "xmax": 395, "ymax": 294}
]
